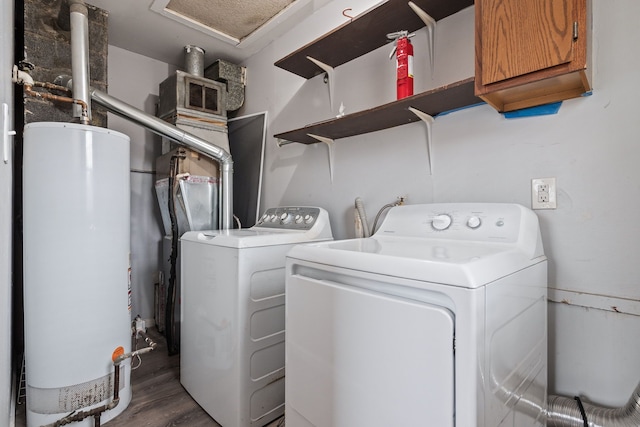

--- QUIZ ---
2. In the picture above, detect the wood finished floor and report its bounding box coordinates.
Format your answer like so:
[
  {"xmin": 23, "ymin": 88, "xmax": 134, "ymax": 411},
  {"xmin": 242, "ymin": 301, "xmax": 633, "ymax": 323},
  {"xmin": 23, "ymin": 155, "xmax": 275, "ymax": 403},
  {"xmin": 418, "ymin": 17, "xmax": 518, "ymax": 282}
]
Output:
[{"xmin": 16, "ymin": 328, "xmax": 285, "ymax": 427}]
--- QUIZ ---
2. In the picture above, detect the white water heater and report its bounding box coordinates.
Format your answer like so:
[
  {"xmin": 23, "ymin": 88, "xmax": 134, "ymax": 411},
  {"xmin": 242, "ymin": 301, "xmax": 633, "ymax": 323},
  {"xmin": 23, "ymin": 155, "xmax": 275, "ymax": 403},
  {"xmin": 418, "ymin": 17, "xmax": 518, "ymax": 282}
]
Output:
[{"xmin": 23, "ymin": 122, "xmax": 132, "ymax": 427}]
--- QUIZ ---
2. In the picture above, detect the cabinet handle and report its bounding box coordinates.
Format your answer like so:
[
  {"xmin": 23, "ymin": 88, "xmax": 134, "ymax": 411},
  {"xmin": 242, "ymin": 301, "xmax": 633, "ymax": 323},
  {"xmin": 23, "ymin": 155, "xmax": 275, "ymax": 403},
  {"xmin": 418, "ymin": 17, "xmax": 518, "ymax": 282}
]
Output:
[
  {"xmin": 2, "ymin": 103, "xmax": 16, "ymax": 164},
  {"xmin": 573, "ymin": 21, "xmax": 579, "ymax": 41}
]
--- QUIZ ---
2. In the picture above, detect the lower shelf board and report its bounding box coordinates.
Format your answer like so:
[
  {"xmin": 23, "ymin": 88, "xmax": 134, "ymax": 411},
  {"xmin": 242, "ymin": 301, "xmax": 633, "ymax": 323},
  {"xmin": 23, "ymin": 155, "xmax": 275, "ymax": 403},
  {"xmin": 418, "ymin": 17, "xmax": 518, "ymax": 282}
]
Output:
[{"xmin": 274, "ymin": 77, "xmax": 483, "ymax": 145}]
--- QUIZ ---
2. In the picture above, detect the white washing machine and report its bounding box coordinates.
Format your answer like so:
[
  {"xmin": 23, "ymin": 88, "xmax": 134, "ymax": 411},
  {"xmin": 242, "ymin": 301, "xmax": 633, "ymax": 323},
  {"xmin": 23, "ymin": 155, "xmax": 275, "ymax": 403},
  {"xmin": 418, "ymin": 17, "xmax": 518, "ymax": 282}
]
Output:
[
  {"xmin": 180, "ymin": 207, "xmax": 333, "ymax": 427},
  {"xmin": 285, "ymin": 203, "xmax": 547, "ymax": 427}
]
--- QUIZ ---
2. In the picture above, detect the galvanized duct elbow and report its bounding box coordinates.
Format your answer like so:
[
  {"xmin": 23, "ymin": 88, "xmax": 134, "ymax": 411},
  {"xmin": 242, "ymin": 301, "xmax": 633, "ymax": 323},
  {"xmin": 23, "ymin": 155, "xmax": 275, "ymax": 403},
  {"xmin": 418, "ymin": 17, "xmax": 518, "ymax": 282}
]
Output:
[
  {"xmin": 89, "ymin": 87, "xmax": 234, "ymax": 230},
  {"xmin": 548, "ymin": 381, "xmax": 640, "ymax": 427}
]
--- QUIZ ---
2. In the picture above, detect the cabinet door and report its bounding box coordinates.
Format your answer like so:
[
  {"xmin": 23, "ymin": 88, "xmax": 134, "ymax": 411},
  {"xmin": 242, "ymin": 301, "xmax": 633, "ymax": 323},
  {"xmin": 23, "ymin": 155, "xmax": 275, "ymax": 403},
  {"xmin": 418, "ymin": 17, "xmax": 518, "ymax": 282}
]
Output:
[
  {"xmin": 475, "ymin": 0, "xmax": 590, "ymax": 112},
  {"xmin": 480, "ymin": 0, "xmax": 576, "ymax": 85}
]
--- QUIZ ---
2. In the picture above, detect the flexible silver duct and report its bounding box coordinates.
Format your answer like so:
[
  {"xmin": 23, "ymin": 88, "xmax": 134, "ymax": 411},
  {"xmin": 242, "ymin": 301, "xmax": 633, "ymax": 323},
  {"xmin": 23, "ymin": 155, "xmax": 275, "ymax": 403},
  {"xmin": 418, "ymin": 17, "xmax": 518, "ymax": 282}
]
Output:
[
  {"xmin": 548, "ymin": 381, "xmax": 640, "ymax": 427},
  {"xmin": 90, "ymin": 87, "xmax": 234, "ymax": 230},
  {"xmin": 69, "ymin": 0, "xmax": 91, "ymax": 123}
]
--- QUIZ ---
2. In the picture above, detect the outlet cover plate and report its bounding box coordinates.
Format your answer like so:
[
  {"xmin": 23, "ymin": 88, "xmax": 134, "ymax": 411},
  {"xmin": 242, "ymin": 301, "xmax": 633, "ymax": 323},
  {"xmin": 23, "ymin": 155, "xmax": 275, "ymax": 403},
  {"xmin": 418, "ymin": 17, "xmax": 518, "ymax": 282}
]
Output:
[{"xmin": 532, "ymin": 177, "xmax": 557, "ymax": 209}]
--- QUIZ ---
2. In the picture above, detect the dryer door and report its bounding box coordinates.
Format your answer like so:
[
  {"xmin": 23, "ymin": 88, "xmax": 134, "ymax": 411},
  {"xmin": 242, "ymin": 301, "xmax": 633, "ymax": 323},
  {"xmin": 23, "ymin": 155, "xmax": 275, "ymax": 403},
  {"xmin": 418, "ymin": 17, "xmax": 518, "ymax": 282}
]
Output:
[{"xmin": 286, "ymin": 274, "xmax": 455, "ymax": 427}]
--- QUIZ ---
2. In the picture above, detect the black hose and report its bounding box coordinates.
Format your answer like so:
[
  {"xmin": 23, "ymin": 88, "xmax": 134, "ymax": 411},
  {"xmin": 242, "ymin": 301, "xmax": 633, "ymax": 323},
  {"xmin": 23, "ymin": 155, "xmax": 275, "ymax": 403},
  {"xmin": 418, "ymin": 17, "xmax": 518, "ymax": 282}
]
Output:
[
  {"xmin": 165, "ymin": 155, "xmax": 180, "ymax": 355},
  {"xmin": 574, "ymin": 396, "xmax": 588, "ymax": 427}
]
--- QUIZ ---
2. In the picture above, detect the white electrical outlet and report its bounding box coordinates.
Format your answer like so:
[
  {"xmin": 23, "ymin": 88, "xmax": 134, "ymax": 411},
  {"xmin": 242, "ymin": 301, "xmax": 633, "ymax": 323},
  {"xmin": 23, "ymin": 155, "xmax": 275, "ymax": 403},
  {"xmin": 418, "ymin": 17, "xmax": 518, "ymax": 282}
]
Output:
[{"xmin": 532, "ymin": 178, "xmax": 557, "ymax": 209}]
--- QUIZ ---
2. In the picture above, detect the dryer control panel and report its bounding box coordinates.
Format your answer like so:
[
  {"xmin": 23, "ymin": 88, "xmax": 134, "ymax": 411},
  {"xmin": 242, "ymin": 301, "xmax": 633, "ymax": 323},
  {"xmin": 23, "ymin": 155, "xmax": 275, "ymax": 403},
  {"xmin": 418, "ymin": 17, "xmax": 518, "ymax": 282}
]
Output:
[
  {"xmin": 255, "ymin": 206, "xmax": 326, "ymax": 231},
  {"xmin": 375, "ymin": 203, "xmax": 544, "ymax": 259}
]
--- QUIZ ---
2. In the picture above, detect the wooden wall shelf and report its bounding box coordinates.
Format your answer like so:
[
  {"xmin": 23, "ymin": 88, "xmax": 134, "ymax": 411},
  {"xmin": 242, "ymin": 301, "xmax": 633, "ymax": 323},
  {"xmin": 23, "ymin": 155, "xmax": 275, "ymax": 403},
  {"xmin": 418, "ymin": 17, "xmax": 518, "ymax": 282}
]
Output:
[
  {"xmin": 274, "ymin": 77, "xmax": 482, "ymax": 144},
  {"xmin": 275, "ymin": 0, "xmax": 474, "ymax": 79}
]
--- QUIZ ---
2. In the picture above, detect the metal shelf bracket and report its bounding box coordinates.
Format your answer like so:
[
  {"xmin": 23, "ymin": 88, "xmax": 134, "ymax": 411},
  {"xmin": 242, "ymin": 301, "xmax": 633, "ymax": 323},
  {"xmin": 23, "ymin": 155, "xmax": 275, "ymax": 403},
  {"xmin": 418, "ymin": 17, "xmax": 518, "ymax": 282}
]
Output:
[
  {"xmin": 408, "ymin": 1, "xmax": 436, "ymax": 75},
  {"xmin": 307, "ymin": 56, "xmax": 336, "ymax": 112},
  {"xmin": 308, "ymin": 133, "xmax": 335, "ymax": 182},
  {"xmin": 408, "ymin": 106, "xmax": 434, "ymax": 174}
]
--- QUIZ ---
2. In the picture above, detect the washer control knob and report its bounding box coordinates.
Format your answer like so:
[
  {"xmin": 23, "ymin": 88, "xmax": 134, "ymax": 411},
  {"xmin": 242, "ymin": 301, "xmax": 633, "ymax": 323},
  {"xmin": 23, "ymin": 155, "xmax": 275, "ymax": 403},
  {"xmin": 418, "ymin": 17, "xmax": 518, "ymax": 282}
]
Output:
[
  {"xmin": 303, "ymin": 214, "xmax": 314, "ymax": 224},
  {"xmin": 294, "ymin": 214, "xmax": 303, "ymax": 224},
  {"xmin": 432, "ymin": 214, "xmax": 452, "ymax": 231},
  {"xmin": 280, "ymin": 212, "xmax": 292, "ymax": 224},
  {"xmin": 467, "ymin": 216, "xmax": 482, "ymax": 229},
  {"xmin": 269, "ymin": 214, "xmax": 278, "ymax": 222}
]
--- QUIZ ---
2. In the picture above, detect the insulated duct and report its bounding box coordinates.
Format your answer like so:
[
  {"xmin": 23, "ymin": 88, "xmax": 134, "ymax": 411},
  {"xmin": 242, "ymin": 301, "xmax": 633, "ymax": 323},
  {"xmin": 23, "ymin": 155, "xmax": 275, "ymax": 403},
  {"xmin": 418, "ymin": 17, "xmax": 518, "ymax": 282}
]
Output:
[
  {"xmin": 548, "ymin": 382, "xmax": 640, "ymax": 427},
  {"xmin": 90, "ymin": 87, "xmax": 234, "ymax": 230}
]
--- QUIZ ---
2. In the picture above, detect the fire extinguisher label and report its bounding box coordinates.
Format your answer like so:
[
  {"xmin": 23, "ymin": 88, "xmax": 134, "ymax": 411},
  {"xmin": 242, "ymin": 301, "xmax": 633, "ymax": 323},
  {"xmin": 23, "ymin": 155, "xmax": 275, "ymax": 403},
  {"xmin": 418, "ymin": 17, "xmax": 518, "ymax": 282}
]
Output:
[{"xmin": 397, "ymin": 60, "xmax": 407, "ymax": 79}]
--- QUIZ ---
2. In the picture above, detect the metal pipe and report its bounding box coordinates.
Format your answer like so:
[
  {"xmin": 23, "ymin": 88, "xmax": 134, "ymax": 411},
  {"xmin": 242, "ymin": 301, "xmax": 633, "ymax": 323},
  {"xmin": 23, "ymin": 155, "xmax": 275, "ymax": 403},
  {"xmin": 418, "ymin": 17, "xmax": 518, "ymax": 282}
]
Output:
[
  {"xmin": 69, "ymin": 0, "xmax": 91, "ymax": 123},
  {"xmin": 184, "ymin": 45, "xmax": 205, "ymax": 77},
  {"xmin": 89, "ymin": 87, "xmax": 234, "ymax": 229},
  {"xmin": 548, "ymin": 382, "xmax": 640, "ymax": 427},
  {"xmin": 23, "ymin": 83, "xmax": 88, "ymax": 118}
]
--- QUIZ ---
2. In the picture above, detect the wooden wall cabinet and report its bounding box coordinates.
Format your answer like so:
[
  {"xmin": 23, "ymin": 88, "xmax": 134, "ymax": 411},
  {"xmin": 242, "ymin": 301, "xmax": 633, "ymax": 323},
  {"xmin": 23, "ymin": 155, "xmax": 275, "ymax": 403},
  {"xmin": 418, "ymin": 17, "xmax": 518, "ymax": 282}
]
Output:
[{"xmin": 474, "ymin": 0, "xmax": 591, "ymax": 112}]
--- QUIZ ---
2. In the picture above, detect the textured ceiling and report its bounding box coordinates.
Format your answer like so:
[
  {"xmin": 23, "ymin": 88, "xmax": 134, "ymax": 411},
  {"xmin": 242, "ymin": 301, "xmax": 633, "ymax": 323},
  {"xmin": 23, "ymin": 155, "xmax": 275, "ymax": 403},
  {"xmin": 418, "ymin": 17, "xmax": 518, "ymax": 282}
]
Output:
[
  {"xmin": 166, "ymin": 0, "xmax": 296, "ymax": 40},
  {"xmin": 86, "ymin": 0, "xmax": 328, "ymax": 67}
]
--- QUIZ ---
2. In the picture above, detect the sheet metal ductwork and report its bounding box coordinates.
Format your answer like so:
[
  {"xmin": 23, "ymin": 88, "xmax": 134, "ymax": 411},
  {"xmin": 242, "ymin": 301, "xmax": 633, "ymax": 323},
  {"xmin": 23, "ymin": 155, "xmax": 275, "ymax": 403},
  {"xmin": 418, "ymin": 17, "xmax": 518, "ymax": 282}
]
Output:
[
  {"xmin": 89, "ymin": 87, "xmax": 233, "ymax": 229},
  {"xmin": 548, "ymin": 382, "xmax": 640, "ymax": 427},
  {"xmin": 205, "ymin": 59, "xmax": 246, "ymax": 112}
]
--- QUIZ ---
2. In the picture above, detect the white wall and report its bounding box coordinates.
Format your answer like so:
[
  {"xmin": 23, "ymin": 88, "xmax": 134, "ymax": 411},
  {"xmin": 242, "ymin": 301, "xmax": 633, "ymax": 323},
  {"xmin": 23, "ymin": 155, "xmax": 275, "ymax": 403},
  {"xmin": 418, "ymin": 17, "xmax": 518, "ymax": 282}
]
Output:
[
  {"xmin": 107, "ymin": 45, "xmax": 175, "ymax": 323},
  {"xmin": 240, "ymin": 0, "xmax": 640, "ymax": 406},
  {"xmin": 1, "ymin": 0, "xmax": 13, "ymax": 424}
]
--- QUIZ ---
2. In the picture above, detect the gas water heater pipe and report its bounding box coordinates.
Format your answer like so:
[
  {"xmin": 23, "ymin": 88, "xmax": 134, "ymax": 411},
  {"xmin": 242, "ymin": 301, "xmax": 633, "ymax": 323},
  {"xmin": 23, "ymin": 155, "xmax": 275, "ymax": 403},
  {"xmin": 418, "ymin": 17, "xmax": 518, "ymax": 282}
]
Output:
[
  {"xmin": 89, "ymin": 87, "xmax": 234, "ymax": 230},
  {"xmin": 69, "ymin": 0, "xmax": 91, "ymax": 123},
  {"xmin": 12, "ymin": 66, "xmax": 89, "ymax": 121},
  {"xmin": 50, "ymin": 0, "xmax": 235, "ymax": 229}
]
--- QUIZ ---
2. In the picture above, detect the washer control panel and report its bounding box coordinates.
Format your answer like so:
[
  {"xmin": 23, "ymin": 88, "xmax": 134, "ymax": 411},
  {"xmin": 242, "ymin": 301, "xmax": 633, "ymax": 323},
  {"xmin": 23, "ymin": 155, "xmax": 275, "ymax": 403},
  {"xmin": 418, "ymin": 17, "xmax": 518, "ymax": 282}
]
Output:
[{"xmin": 255, "ymin": 207, "xmax": 325, "ymax": 230}]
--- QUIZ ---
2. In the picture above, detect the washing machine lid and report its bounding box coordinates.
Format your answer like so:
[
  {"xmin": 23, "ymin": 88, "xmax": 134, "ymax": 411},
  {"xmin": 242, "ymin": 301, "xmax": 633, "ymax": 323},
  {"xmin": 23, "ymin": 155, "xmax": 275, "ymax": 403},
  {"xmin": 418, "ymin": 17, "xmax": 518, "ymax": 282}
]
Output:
[{"xmin": 287, "ymin": 236, "xmax": 544, "ymax": 288}]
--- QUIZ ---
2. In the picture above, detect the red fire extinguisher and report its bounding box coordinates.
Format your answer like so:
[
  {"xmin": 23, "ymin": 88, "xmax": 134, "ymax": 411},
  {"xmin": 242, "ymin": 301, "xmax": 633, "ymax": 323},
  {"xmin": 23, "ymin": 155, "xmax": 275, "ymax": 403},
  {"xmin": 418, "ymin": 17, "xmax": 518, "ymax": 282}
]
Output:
[{"xmin": 388, "ymin": 31, "xmax": 415, "ymax": 100}]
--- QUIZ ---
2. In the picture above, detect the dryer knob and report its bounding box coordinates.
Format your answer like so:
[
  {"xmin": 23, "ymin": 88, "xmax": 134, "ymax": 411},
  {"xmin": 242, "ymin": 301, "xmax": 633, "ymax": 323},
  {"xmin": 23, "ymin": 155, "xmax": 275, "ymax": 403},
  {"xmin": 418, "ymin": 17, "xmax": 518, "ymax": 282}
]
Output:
[
  {"xmin": 467, "ymin": 216, "xmax": 482, "ymax": 229},
  {"xmin": 432, "ymin": 214, "xmax": 452, "ymax": 231}
]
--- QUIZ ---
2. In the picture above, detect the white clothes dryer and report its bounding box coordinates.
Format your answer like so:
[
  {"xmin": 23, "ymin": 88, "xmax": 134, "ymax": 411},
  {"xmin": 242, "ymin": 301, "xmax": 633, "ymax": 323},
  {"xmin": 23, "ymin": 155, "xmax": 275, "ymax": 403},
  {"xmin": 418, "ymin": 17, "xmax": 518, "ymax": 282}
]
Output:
[
  {"xmin": 180, "ymin": 207, "xmax": 333, "ymax": 427},
  {"xmin": 285, "ymin": 203, "xmax": 547, "ymax": 427}
]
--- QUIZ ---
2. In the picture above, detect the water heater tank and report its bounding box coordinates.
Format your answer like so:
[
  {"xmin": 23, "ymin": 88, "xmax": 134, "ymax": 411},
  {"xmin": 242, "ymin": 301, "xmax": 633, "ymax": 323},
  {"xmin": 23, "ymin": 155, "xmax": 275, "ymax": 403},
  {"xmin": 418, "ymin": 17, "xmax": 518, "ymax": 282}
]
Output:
[{"xmin": 23, "ymin": 122, "xmax": 132, "ymax": 427}]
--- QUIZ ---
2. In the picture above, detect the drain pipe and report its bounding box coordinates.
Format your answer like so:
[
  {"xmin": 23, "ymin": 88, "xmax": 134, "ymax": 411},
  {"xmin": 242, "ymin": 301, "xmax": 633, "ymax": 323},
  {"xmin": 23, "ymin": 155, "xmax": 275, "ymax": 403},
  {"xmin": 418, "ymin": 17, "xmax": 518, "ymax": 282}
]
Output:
[
  {"xmin": 69, "ymin": 0, "xmax": 91, "ymax": 124},
  {"xmin": 89, "ymin": 87, "xmax": 234, "ymax": 229},
  {"xmin": 548, "ymin": 382, "xmax": 640, "ymax": 427}
]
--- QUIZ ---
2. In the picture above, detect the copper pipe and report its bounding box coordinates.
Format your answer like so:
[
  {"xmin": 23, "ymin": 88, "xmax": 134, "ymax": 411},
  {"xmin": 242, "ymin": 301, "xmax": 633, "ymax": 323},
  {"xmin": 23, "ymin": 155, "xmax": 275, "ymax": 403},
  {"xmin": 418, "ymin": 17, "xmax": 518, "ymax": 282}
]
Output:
[
  {"xmin": 32, "ymin": 81, "xmax": 71, "ymax": 93},
  {"xmin": 23, "ymin": 83, "xmax": 88, "ymax": 121}
]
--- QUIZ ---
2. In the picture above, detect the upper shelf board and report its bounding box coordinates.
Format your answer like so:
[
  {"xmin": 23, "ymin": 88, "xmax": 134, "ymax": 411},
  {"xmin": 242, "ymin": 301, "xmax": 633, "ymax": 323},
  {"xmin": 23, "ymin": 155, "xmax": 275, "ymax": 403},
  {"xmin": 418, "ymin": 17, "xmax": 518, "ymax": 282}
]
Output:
[
  {"xmin": 274, "ymin": 77, "xmax": 482, "ymax": 145},
  {"xmin": 274, "ymin": 0, "xmax": 474, "ymax": 79}
]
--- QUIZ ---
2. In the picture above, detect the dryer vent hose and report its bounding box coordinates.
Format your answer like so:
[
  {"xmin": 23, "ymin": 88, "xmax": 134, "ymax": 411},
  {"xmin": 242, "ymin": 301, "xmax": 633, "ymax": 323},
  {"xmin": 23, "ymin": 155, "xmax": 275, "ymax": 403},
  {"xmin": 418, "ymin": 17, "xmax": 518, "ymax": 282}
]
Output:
[{"xmin": 548, "ymin": 381, "xmax": 640, "ymax": 427}]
